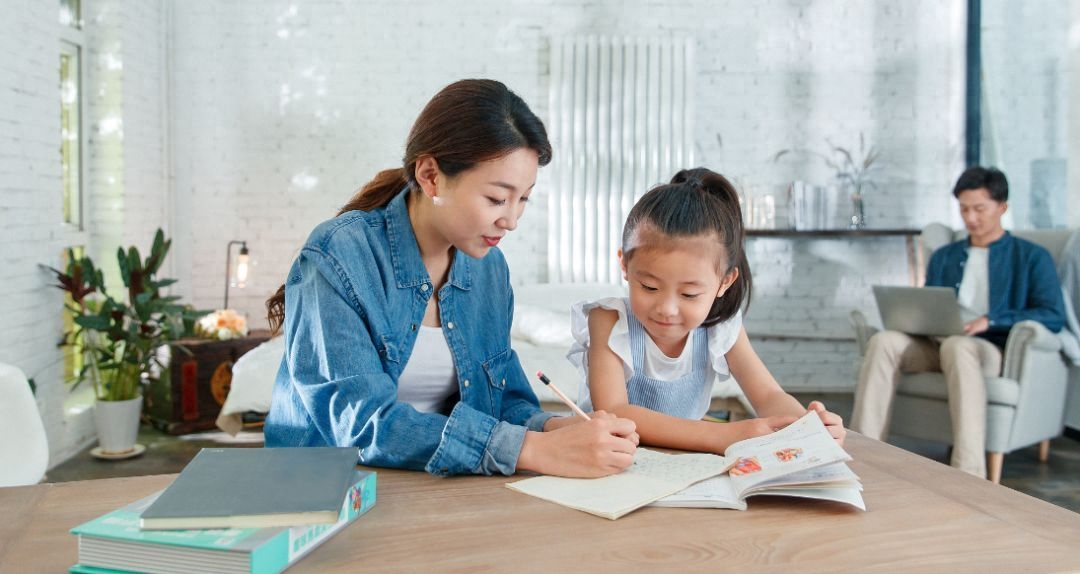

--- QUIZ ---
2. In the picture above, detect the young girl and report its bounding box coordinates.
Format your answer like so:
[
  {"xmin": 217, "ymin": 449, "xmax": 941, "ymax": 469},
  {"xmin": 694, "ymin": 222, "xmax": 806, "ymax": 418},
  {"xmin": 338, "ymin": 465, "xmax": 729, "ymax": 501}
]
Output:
[{"xmin": 569, "ymin": 167, "xmax": 845, "ymax": 454}]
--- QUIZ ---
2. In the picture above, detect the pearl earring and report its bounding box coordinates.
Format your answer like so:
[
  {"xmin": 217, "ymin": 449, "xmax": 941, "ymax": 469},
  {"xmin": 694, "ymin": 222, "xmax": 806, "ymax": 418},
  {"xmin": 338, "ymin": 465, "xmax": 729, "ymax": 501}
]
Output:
[{"xmin": 432, "ymin": 195, "xmax": 443, "ymax": 206}]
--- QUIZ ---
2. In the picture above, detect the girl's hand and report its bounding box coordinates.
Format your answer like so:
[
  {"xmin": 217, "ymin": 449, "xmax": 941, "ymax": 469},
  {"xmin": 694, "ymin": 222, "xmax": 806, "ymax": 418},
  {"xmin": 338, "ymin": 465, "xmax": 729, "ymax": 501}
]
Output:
[
  {"xmin": 807, "ymin": 400, "xmax": 846, "ymax": 445},
  {"xmin": 519, "ymin": 417, "xmax": 638, "ymax": 478}
]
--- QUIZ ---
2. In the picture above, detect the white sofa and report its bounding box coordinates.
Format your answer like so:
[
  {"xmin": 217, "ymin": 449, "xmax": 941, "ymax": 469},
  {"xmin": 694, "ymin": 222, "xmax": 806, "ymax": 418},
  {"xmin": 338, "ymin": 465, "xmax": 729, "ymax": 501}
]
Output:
[{"xmin": 217, "ymin": 282, "xmax": 749, "ymax": 433}]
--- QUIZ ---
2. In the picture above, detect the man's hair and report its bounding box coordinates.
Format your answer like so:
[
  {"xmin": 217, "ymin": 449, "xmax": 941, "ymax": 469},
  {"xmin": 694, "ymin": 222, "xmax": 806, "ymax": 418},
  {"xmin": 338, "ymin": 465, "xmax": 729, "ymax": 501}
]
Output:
[{"xmin": 952, "ymin": 166, "xmax": 1008, "ymax": 202}]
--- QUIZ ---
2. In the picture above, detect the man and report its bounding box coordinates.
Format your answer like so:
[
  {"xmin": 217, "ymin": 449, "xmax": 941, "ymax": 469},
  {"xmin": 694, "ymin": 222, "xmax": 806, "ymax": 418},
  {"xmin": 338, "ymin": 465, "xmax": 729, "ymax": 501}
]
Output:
[{"xmin": 851, "ymin": 166, "xmax": 1066, "ymax": 478}]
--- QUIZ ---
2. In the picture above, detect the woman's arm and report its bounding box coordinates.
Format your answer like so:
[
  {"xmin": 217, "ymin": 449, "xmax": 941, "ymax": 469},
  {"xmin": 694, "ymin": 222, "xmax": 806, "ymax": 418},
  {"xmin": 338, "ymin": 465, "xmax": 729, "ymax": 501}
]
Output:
[
  {"xmin": 585, "ymin": 309, "xmax": 790, "ymax": 453},
  {"xmin": 276, "ymin": 250, "xmax": 530, "ymax": 475}
]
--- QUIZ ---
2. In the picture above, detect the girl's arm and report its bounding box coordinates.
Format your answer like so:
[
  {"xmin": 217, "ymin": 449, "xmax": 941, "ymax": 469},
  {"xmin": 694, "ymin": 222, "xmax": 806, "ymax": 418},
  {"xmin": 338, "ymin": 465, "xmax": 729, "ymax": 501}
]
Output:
[
  {"xmin": 586, "ymin": 309, "xmax": 790, "ymax": 453},
  {"xmin": 725, "ymin": 327, "xmax": 804, "ymax": 416},
  {"xmin": 727, "ymin": 326, "xmax": 846, "ymax": 443}
]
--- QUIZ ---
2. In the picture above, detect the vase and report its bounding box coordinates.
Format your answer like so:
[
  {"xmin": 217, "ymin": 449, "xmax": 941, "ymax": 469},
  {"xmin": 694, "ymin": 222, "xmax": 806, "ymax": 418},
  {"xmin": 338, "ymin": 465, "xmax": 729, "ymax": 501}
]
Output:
[
  {"xmin": 849, "ymin": 191, "xmax": 866, "ymax": 229},
  {"xmin": 93, "ymin": 395, "xmax": 143, "ymax": 455}
]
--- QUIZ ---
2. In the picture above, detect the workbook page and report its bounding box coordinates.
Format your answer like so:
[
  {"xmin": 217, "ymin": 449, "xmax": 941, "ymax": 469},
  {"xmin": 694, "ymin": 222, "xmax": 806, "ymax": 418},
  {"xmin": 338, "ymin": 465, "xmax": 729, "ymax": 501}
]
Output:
[
  {"xmin": 506, "ymin": 448, "xmax": 729, "ymax": 519},
  {"xmin": 724, "ymin": 411, "xmax": 850, "ymax": 496}
]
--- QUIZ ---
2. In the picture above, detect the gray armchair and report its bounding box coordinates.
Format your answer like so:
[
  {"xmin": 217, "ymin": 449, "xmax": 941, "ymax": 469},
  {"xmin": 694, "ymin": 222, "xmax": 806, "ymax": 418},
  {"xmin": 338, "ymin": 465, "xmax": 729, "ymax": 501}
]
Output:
[{"xmin": 850, "ymin": 224, "xmax": 1074, "ymax": 483}]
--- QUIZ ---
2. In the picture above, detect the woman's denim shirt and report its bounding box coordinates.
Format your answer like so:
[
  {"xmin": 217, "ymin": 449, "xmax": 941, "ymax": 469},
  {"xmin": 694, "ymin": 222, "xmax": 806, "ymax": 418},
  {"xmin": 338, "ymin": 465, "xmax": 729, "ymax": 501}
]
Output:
[{"xmin": 264, "ymin": 189, "xmax": 554, "ymax": 475}]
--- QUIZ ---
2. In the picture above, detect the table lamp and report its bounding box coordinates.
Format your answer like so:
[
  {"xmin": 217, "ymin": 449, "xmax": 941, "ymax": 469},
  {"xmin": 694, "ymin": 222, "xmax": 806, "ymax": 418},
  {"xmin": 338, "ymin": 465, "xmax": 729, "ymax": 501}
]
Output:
[{"xmin": 224, "ymin": 240, "xmax": 250, "ymax": 310}]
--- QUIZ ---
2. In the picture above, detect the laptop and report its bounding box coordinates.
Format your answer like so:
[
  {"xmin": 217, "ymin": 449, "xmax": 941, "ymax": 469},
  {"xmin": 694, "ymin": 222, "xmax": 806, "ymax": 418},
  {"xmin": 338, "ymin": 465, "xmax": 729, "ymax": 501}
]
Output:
[{"xmin": 871, "ymin": 285, "xmax": 966, "ymax": 337}]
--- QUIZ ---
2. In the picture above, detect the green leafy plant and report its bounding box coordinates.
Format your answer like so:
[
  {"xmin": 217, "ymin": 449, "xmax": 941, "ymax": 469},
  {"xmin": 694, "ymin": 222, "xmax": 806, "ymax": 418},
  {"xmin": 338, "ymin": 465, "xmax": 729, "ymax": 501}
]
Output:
[{"xmin": 46, "ymin": 229, "xmax": 198, "ymax": 401}]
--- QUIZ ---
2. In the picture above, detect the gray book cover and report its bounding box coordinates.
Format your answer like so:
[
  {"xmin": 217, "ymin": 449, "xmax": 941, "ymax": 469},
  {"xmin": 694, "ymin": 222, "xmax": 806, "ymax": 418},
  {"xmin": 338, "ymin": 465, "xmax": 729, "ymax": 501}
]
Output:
[{"xmin": 140, "ymin": 447, "xmax": 360, "ymax": 529}]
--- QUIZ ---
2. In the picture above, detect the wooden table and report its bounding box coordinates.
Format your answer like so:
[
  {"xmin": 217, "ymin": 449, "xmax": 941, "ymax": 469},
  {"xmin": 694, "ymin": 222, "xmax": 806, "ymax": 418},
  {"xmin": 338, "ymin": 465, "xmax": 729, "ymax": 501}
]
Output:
[{"xmin": 3, "ymin": 434, "xmax": 1079, "ymax": 573}]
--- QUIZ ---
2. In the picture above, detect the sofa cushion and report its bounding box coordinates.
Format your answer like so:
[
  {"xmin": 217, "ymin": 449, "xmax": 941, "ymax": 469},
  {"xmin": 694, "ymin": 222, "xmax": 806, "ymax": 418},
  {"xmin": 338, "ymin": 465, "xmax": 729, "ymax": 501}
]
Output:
[{"xmin": 897, "ymin": 372, "xmax": 1020, "ymax": 406}]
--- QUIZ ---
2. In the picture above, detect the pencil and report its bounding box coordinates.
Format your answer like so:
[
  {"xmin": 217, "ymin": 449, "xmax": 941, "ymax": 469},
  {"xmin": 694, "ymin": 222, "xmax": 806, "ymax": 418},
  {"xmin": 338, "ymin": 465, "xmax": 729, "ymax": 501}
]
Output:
[{"xmin": 536, "ymin": 371, "xmax": 592, "ymax": 421}]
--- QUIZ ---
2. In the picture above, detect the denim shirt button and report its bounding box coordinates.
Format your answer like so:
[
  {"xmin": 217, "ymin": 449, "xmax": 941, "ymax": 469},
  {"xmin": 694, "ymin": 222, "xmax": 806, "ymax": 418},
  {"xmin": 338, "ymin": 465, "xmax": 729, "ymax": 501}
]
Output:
[
  {"xmin": 421, "ymin": 283, "xmax": 430, "ymax": 291},
  {"xmin": 463, "ymin": 379, "xmax": 470, "ymax": 388},
  {"xmin": 501, "ymin": 378, "xmax": 506, "ymax": 387},
  {"xmin": 447, "ymin": 321, "xmax": 455, "ymax": 330},
  {"xmin": 410, "ymin": 323, "xmax": 417, "ymax": 331}
]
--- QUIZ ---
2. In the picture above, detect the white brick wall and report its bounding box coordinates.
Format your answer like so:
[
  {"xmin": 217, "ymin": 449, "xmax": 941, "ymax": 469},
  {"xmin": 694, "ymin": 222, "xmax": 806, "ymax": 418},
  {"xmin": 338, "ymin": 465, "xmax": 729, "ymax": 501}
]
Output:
[
  {"xmin": 2, "ymin": 0, "xmax": 1074, "ymax": 468},
  {"xmin": 0, "ymin": 0, "xmax": 87, "ymax": 466},
  {"xmin": 165, "ymin": 0, "xmax": 967, "ymax": 397},
  {"xmin": 168, "ymin": 0, "xmax": 966, "ymax": 332}
]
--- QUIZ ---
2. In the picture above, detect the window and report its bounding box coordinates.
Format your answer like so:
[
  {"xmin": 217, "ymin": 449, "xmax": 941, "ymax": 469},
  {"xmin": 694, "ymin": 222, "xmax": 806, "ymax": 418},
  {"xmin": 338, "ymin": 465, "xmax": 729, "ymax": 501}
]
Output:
[
  {"xmin": 59, "ymin": 0, "xmax": 81, "ymax": 29},
  {"xmin": 59, "ymin": 0, "xmax": 92, "ymax": 415},
  {"xmin": 60, "ymin": 42, "xmax": 82, "ymax": 227},
  {"xmin": 979, "ymin": 2, "xmax": 1070, "ymax": 229}
]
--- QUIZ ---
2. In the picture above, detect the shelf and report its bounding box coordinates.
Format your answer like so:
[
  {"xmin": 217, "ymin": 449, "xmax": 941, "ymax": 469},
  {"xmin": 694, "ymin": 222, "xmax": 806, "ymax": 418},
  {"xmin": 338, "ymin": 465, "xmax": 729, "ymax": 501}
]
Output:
[
  {"xmin": 746, "ymin": 228, "xmax": 919, "ymax": 238},
  {"xmin": 745, "ymin": 228, "xmax": 924, "ymax": 286}
]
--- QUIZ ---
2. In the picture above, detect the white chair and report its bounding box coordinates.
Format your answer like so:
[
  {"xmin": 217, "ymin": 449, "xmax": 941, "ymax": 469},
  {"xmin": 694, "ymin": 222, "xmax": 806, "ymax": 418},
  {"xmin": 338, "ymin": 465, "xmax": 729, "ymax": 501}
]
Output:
[
  {"xmin": 0, "ymin": 362, "xmax": 49, "ymax": 487},
  {"xmin": 850, "ymin": 225, "xmax": 1078, "ymax": 483}
]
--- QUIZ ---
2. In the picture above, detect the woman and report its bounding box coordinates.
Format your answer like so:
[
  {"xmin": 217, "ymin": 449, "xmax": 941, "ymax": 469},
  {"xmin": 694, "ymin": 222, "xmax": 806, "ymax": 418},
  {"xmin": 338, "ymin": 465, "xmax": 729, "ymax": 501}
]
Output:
[{"xmin": 265, "ymin": 79, "xmax": 638, "ymax": 477}]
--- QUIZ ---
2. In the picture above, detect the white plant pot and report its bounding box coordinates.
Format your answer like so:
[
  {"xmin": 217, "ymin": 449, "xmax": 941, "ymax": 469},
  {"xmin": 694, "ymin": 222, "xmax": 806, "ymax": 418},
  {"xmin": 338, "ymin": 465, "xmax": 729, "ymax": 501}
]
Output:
[{"xmin": 93, "ymin": 396, "xmax": 143, "ymax": 455}]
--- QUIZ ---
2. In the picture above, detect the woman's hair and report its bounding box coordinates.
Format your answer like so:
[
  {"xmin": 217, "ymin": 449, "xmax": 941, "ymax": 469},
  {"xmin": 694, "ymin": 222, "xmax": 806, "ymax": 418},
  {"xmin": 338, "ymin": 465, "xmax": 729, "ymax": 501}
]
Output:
[
  {"xmin": 267, "ymin": 79, "xmax": 552, "ymax": 333},
  {"xmin": 621, "ymin": 167, "xmax": 752, "ymax": 326}
]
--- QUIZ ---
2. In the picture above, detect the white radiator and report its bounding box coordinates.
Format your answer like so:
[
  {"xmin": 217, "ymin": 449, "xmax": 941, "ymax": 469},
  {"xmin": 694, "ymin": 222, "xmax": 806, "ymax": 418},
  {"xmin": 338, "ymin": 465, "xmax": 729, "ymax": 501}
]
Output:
[{"xmin": 547, "ymin": 36, "xmax": 695, "ymax": 284}]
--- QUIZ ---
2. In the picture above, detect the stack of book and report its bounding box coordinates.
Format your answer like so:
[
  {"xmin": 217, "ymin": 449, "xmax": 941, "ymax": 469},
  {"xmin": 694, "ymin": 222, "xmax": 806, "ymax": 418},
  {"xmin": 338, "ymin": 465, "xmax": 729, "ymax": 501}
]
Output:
[{"xmin": 69, "ymin": 447, "xmax": 374, "ymax": 574}]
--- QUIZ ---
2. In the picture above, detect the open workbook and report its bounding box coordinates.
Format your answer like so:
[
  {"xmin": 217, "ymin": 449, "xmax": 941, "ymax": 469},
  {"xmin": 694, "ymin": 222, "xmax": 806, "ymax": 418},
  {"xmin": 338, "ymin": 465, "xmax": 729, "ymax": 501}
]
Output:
[
  {"xmin": 507, "ymin": 411, "xmax": 863, "ymax": 519},
  {"xmin": 652, "ymin": 412, "xmax": 864, "ymax": 511}
]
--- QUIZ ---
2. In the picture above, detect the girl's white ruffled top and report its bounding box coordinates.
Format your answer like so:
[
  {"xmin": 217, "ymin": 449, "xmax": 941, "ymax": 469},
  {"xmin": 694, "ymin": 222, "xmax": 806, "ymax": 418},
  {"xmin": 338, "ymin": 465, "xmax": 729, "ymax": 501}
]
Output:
[{"xmin": 567, "ymin": 296, "xmax": 746, "ymax": 419}]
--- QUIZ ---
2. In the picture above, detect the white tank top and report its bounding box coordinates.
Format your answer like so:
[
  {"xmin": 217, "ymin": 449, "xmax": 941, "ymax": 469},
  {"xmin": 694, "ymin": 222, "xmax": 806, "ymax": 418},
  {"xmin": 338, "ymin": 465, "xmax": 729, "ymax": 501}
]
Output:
[{"xmin": 396, "ymin": 326, "xmax": 457, "ymax": 413}]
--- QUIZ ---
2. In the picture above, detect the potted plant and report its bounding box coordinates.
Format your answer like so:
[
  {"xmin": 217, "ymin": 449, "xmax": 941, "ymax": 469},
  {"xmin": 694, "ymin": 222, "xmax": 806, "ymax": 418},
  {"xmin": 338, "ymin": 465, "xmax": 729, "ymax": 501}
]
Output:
[{"xmin": 47, "ymin": 229, "xmax": 196, "ymax": 456}]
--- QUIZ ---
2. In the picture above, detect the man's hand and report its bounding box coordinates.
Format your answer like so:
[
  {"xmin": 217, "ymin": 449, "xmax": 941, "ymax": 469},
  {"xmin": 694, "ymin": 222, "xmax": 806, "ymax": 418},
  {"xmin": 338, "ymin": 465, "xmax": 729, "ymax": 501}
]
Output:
[{"xmin": 963, "ymin": 316, "xmax": 990, "ymax": 336}]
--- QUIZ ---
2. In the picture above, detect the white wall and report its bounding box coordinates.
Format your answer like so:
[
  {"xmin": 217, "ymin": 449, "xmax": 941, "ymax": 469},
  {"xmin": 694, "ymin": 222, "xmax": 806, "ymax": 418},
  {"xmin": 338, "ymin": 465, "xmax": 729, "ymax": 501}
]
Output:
[{"xmin": 166, "ymin": 0, "xmax": 965, "ymax": 391}]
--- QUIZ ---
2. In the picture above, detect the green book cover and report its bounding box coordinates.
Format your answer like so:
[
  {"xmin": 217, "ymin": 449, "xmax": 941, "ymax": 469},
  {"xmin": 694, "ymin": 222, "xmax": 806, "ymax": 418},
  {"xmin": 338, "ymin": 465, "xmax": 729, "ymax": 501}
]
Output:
[{"xmin": 70, "ymin": 470, "xmax": 375, "ymax": 574}]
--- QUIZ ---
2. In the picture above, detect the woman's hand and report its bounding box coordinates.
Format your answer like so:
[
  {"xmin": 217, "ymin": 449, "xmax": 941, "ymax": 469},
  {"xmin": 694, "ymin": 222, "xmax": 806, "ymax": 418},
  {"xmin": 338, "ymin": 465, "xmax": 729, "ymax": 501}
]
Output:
[
  {"xmin": 518, "ymin": 416, "xmax": 638, "ymax": 478},
  {"xmin": 542, "ymin": 411, "xmax": 640, "ymax": 446},
  {"xmin": 807, "ymin": 400, "xmax": 846, "ymax": 445}
]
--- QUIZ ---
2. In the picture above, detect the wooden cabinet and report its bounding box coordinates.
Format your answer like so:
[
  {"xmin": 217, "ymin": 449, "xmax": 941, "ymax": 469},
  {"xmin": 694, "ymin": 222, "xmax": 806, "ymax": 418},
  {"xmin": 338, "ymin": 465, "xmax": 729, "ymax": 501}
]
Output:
[{"xmin": 144, "ymin": 331, "xmax": 272, "ymax": 434}]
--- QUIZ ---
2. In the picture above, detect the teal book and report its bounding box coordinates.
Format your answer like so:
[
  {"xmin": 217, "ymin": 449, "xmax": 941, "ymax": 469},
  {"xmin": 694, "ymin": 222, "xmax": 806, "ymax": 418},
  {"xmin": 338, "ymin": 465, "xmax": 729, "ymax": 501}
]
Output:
[
  {"xmin": 140, "ymin": 447, "xmax": 360, "ymax": 530},
  {"xmin": 70, "ymin": 470, "xmax": 375, "ymax": 574}
]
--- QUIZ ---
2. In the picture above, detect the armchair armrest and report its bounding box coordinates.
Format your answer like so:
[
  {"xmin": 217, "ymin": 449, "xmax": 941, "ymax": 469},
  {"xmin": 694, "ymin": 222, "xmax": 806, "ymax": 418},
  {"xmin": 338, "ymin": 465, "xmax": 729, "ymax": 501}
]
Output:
[
  {"xmin": 1001, "ymin": 320, "xmax": 1063, "ymax": 381},
  {"xmin": 849, "ymin": 310, "xmax": 879, "ymax": 357}
]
